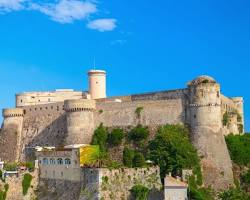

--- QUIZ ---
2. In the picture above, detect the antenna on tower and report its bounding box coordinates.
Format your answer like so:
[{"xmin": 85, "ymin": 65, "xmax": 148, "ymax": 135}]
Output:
[{"xmin": 93, "ymin": 56, "xmax": 96, "ymax": 70}]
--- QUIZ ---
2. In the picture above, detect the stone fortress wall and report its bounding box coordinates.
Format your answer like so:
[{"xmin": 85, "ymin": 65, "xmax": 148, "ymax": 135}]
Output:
[{"xmin": 0, "ymin": 69, "xmax": 245, "ymax": 190}]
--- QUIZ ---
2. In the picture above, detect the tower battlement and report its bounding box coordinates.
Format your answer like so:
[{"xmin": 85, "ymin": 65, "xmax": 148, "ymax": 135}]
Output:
[
  {"xmin": 64, "ymin": 99, "xmax": 96, "ymax": 112},
  {"xmin": 2, "ymin": 108, "xmax": 24, "ymax": 118}
]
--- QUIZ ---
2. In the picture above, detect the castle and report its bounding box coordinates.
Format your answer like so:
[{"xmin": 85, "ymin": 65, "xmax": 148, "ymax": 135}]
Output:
[{"xmin": 0, "ymin": 69, "xmax": 244, "ymax": 190}]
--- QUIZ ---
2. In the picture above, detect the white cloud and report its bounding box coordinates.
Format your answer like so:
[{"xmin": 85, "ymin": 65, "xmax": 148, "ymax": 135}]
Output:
[
  {"xmin": 0, "ymin": 0, "xmax": 25, "ymax": 12},
  {"xmin": 31, "ymin": 0, "xmax": 97, "ymax": 24},
  {"xmin": 0, "ymin": 0, "xmax": 118, "ymax": 32},
  {"xmin": 110, "ymin": 39, "xmax": 126, "ymax": 45},
  {"xmin": 87, "ymin": 18, "xmax": 117, "ymax": 32}
]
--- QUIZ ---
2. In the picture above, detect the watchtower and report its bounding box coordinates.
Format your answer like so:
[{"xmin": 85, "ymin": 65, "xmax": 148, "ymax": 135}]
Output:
[
  {"xmin": 187, "ymin": 75, "xmax": 234, "ymax": 189},
  {"xmin": 64, "ymin": 99, "xmax": 96, "ymax": 144},
  {"xmin": 88, "ymin": 70, "xmax": 106, "ymax": 99}
]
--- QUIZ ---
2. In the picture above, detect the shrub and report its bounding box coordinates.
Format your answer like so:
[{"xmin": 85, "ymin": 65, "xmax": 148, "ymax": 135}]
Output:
[
  {"xmin": 148, "ymin": 124, "xmax": 202, "ymax": 185},
  {"xmin": 108, "ymin": 128, "xmax": 124, "ymax": 146},
  {"xmin": 123, "ymin": 147, "xmax": 134, "ymax": 167},
  {"xmin": 241, "ymin": 169, "xmax": 250, "ymax": 186},
  {"xmin": 238, "ymin": 124, "xmax": 244, "ymax": 134},
  {"xmin": 135, "ymin": 107, "xmax": 143, "ymax": 118},
  {"xmin": 218, "ymin": 188, "xmax": 250, "ymax": 200},
  {"xmin": 22, "ymin": 173, "xmax": 33, "ymax": 196},
  {"xmin": 4, "ymin": 163, "xmax": 17, "ymax": 171},
  {"xmin": 133, "ymin": 152, "xmax": 145, "ymax": 168},
  {"xmin": 91, "ymin": 123, "xmax": 108, "ymax": 153},
  {"xmin": 3, "ymin": 185, "xmax": 8, "ymax": 193},
  {"xmin": 130, "ymin": 185, "xmax": 149, "ymax": 200},
  {"xmin": 223, "ymin": 112, "xmax": 229, "ymax": 126},
  {"xmin": 225, "ymin": 134, "xmax": 250, "ymax": 166},
  {"xmin": 25, "ymin": 162, "xmax": 34, "ymax": 170},
  {"xmin": 128, "ymin": 125, "xmax": 149, "ymax": 143}
]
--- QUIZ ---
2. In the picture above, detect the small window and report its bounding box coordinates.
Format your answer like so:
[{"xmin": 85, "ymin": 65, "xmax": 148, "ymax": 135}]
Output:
[
  {"xmin": 194, "ymin": 115, "xmax": 196, "ymax": 119},
  {"xmin": 40, "ymin": 107, "xmax": 42, "ymax": 110},
  {"xmin": 21, "ymin": 99, "xmax": 23, "ymax": 103},
  {"xmin": 23, "ymin": 110, "xmax": 26, "ymax": 114},
  {"xmin": 50, "ymin": 158, "xmax": 56, "ymax": 165},
  {"xmin": 57, "ymin": 158, "xmax": 63, "ymax": 165},
  {"xmin": 48, "ymin": 98, "xmax": 51, "ymax": 102},
  {"xmin": 43, "ymin": 158, "xmax": 49, "ymax": 165},
  {"xmin": 65, "ymin": 158, "xmax": 71, "ymax": 165},
  {"xmin": 217, "ymin": 91, "xmax": 220, "ymax": 98}
]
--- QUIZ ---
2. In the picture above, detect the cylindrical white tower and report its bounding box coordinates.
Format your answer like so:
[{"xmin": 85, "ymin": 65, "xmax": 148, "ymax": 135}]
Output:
[{"xmin": 88, "ymin": 70, "xmax": 106, "ymax": 99}]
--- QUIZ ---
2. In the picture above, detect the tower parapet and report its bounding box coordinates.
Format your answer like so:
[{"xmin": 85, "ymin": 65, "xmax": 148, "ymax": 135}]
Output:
[
  {"xmin": 64, "ymin": 99, "xmax": 96, "ymax": 112},
  {"xmin": 3, "ymin": 108, "xmax": 24, "ymax": 118},
  {"xmin": 64, "ymin": 99, "xmax": 96, "ymax": 144}
]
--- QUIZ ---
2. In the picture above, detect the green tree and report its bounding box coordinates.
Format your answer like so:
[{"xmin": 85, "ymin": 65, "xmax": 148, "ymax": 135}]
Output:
[
  {"xmin": 130, "ymin": 185, "xmax": 150, "ymax": 200},
  {"xmin": 225, "ymin": 134, "xmax": 250, "ymax": 166},
  {"xmin": 148, "ymin": 124, "xmax": 202, "ymax": 185},
  {"xmin": 22, "ymin": 173, "xmax": 33, "ymax": 195},
  {"xmin": 123, "ymin": 147, "xmax": 134, "ymax": 167},
  {"xmin": 4, "ymin": 163, "xmax": 17, "ymax": 171},
  {"xmin": 108, "ymin": 128, "xmax": 124, "ymax": 146},
  {"xmin": 133, "ymin": 152, "xmax": 145, "ymax": 168},
  {"xmin": 218, "ymin": 188, "xmax": 250, "ymax": 200},
  {"xmin": 128, "ymin": 124, "xmax": 149, "ymax": 143},
  {"xmin": 91, "ymin": 123, "xmax": 108, "ymax": 153}
]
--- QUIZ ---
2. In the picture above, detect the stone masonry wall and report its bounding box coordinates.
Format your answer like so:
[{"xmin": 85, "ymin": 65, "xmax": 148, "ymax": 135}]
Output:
[
  {"xmin": 19, "ymin": 102, "xmax": 67, "ymax": 161},
  {"xmin": 95, "ymin": 99, "xmax": 186, "ymax": 128},
  {"xmin": 81, "ymin": 167, "xmax": 163, "ymax": 200}
]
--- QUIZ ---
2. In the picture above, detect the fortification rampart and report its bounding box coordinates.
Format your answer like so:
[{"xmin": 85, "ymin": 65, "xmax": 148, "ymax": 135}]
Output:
[
  {"xmin": 95, "ymin": 98, "xmax": 186, "ymax": 127},
  {"xmin": 18, "ymin": 102, "xmax": 67, "ymax": 161}
]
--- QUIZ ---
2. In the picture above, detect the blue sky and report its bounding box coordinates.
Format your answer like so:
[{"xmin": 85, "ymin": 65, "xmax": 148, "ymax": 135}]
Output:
[{"xmin": 0, "ymin": 0, "xmax": 249, "ymax": 131}]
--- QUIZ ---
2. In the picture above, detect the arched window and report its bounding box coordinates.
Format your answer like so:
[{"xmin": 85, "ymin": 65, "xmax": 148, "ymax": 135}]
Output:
[
  {"xmin": 65, "ymin": 158, "xmax": 71, "ymax": 165},
  {"xmin": 50, "ymin": 158, "xmax": 56, "ymax": 165},
  {"xmin": 57, "ymin": 158, "xmax": 63, "ymax": 165},
  {"xmin": 43, "ymin": 158, "xmax": 48, "ymax": 165}
]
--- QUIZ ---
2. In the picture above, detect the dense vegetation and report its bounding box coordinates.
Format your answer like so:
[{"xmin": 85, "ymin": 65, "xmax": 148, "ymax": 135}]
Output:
[
  {"xmin": 128, "ymin": 124, "xmax": 149, "ymax": 144},
  {"xmin": 224, "ymin": 133, "xmax": 250, "ymax": 199},
  {"xmin": 91, "ymin": 123, "xmax": 109, "ymax": 154},
  {"xmin": 0, "ymin": 184, "xmax": 8, "ymax": 200},
  {"xmin": 225, "ymin": 134, "xmax": 250, "ymax": 166},
  {"xmin": 92, "ymin": 123, "xmax": 250, "ymax": 199},
  {"xmin": 22, "ymin": 173, "xmax": 32, "ymax": 195},
  {"xmin": 219, "ymin": 188, "xmax": 250, "ymax": 200},
  {"xmin": 108, "ymin": 128, "xmax": 124, "ymax": 146},
  {"xmin": 3, "ymin": 163, "xmax": 17, "ymax": 171},
  {"xmin": 147, "ymin": 124, "xmax": 202, "ymax": 185},
  {"xmin": 130, "ymin": 185, "xmax": 149, "ymax": 200}
]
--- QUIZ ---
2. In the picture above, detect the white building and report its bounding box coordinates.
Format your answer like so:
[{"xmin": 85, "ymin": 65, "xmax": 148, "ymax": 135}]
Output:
[{"xmin": 164, "ymin": 175, "xmax": 188, "ymax": 200}]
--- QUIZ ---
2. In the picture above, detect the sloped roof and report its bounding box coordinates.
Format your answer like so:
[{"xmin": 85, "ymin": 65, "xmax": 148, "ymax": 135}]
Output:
[{"xmin": 164, "ymin": 176, "xmax": 188, "ymax": 187}]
